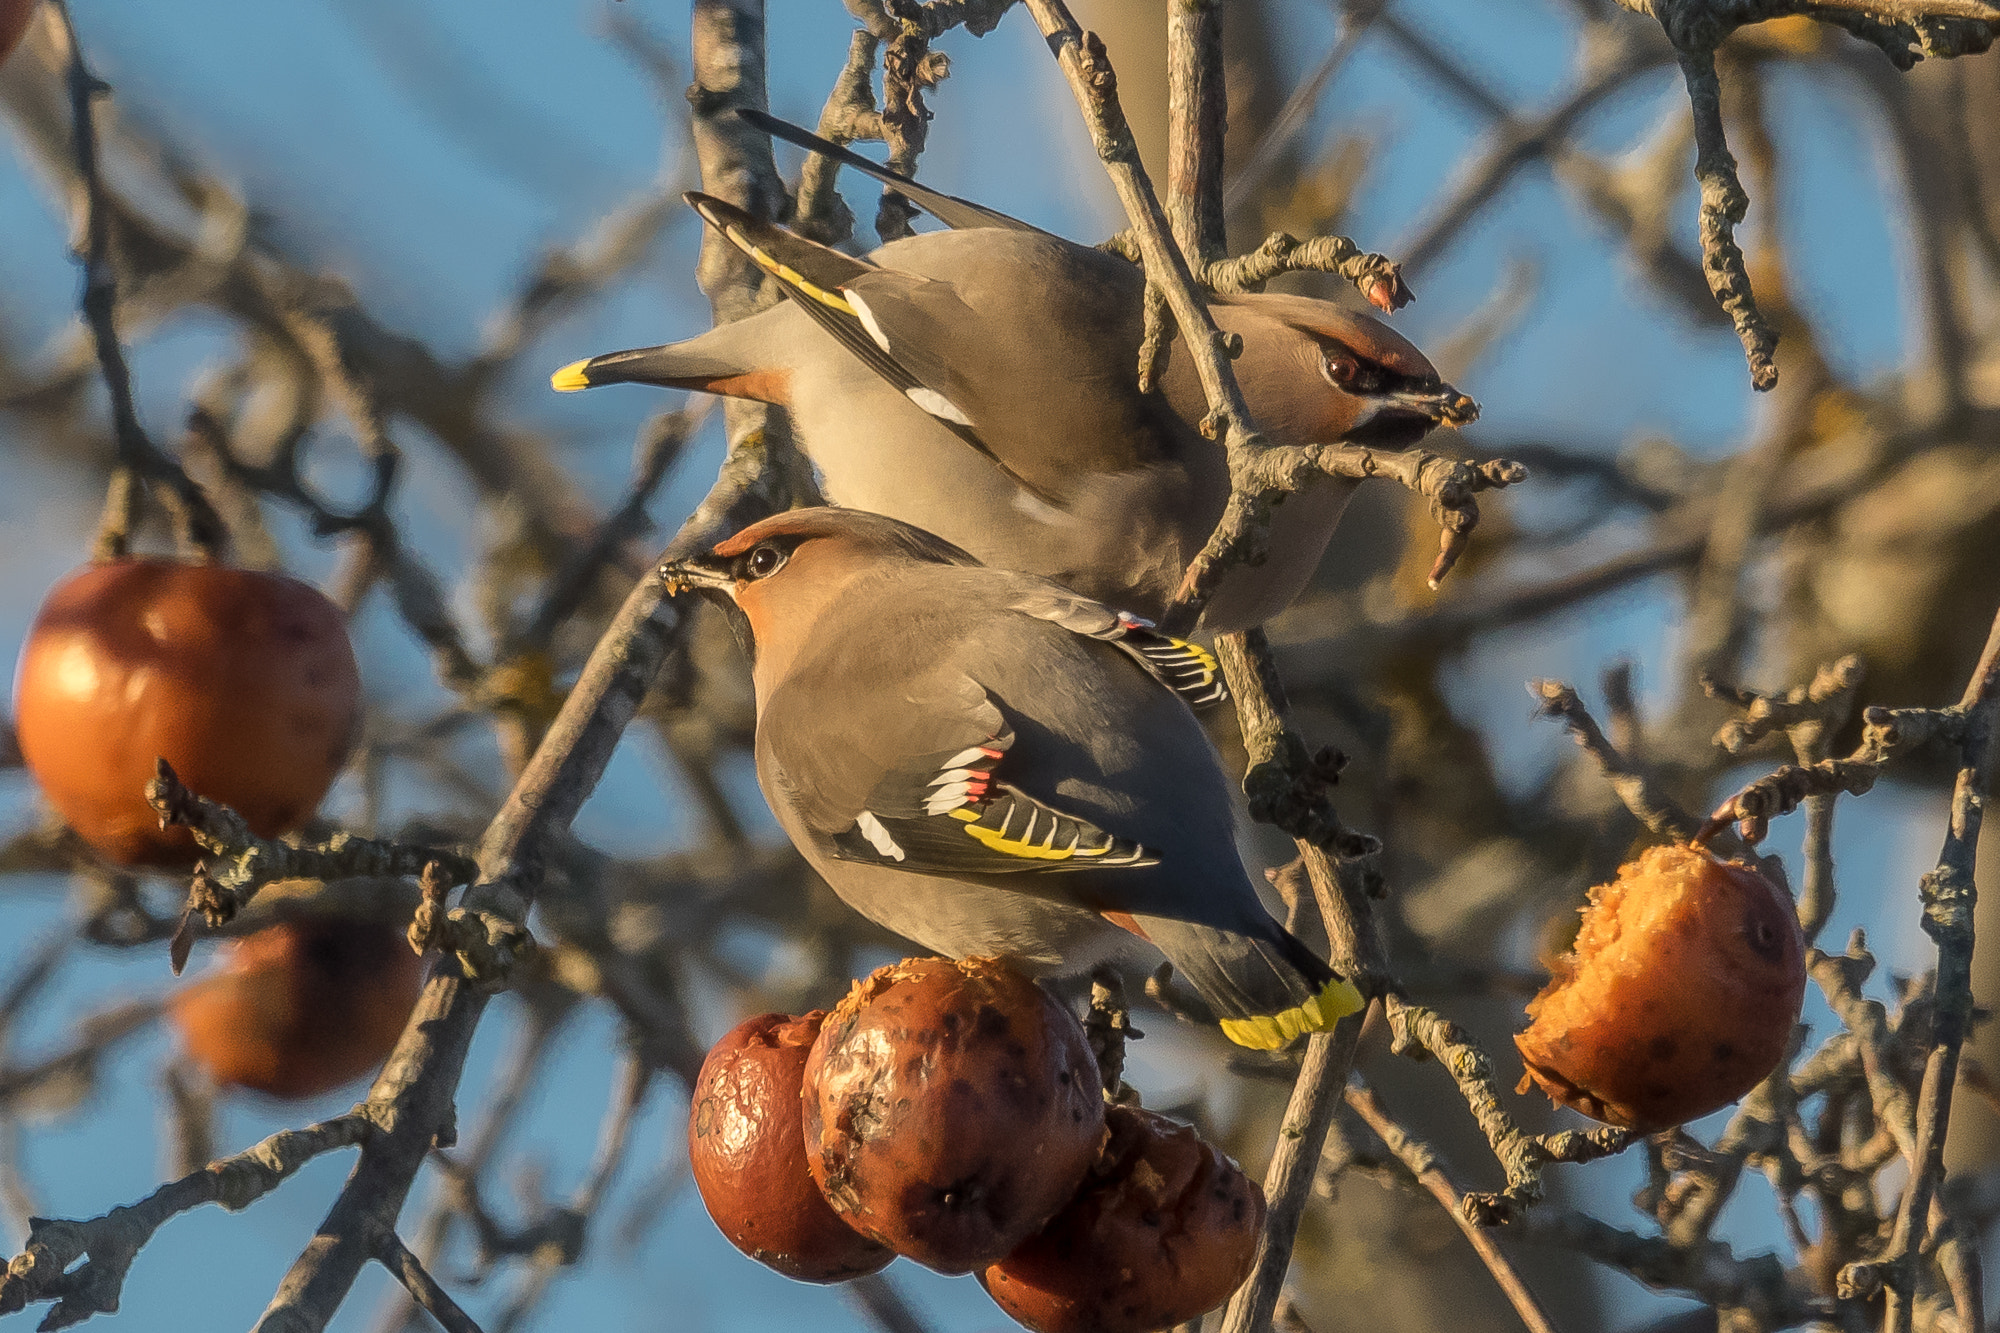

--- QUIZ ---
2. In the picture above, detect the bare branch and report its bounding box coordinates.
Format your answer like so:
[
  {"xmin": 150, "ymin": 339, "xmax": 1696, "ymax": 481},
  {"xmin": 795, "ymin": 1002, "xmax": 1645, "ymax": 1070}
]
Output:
[
  {"xmin": 46, "ymin": 1, "xmax": 225, "ymax": 560},
  {"xmin": 0, "ymin": 1112, "xmax": 374, "ymax": 1328},
  {"xmin": 1343, "ymin": 1081, "xmax": 1563, "ymax": 1333}
]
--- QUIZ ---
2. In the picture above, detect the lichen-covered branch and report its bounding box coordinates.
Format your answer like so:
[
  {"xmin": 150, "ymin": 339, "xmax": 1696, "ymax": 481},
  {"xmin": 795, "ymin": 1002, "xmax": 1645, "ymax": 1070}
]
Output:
[
  {"xmin": 1675, "ymin": 46, "xmax": 1780, "ymax": 391},
  {"xmin": 1871, "ymin": 605, "xmax": 2000, "ymax": 1332},
  {"xmin": 1703, "ymin": 656, "xmax": 1864, "ymax": 941},
  {"xmin": 1218, "ymin": 631, "xmax": 1380, "ymax": 861},
  {"xmin": 1181, "ymin": 446, "xmax": 1510, "ymax": 618},
  {"xmin": 1697, "ymin": 694, "xmax": 1963, "ymax": 844}
]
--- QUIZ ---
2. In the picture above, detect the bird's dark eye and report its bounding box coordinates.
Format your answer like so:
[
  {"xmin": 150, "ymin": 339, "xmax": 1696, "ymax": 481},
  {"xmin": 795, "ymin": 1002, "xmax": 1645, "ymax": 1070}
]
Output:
[
  {"xmin": 1321, "ymin": 347, "xmax": 1384, "ymax": 394},
  {"xmin": 746, "ymin": 544, "xmax": 787, "ymax": 579}
]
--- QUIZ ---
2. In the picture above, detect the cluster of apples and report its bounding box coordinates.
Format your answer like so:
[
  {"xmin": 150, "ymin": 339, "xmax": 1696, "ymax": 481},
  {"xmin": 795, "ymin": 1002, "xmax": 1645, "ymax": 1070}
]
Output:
[
  {"xmin": 689, "ymin": 957, "xmax": 1264, "ymax": 1333},
  {"xmin": 13, "ymin": 559, "xmax": 420, "ymax": 1100}
]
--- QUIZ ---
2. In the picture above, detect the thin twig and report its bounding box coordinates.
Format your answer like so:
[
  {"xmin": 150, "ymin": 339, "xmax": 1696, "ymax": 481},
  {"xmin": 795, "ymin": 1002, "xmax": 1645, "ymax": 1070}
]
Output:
[
  {"xmin": 1344, "ymin": 1081, "xmax": 1563, "ymax": 1333},
  {"xmin": 375, "ymin": 1233, "xmax": 486, "ymax": 1333},
  {"xmin": 47, "ymin": 0, "xmax": 225, "ymax": 560},
  {"xmin": 0, "ymin": 1112, "xmax": 375, "ymax": 1326}
]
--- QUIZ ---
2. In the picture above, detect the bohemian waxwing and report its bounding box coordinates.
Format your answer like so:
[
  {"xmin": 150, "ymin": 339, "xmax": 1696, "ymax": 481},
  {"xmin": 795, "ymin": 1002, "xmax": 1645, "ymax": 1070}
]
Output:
[
  {"xmin": 558, "ymin": 111, "xmax": 1477, "ymax": 634},
  {"xmin": 660, "ymin": 506, "xmax": 1363, "ymax": 1051}
]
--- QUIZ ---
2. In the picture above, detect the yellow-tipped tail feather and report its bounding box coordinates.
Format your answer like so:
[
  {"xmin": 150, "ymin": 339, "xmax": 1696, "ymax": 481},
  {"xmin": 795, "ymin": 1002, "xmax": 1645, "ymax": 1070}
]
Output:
[
  {"xmin": 1218, "ymin": 975, "xmax": 1365, "ymax": 1051},
  {"xmin": 550, "ymin": 360, "xmax": 592, "ymax": 392}
]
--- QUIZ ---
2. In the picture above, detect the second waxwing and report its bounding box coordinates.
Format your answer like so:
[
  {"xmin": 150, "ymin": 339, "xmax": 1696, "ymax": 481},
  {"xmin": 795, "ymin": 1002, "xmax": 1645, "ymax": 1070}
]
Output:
[
  {"xmin": 560, "ymin": 112, "xmax": 1477, "ymax": 634},
  {"xmin": 661, "ymin": 506, "xmax": 1363, "ymax": 1051}
]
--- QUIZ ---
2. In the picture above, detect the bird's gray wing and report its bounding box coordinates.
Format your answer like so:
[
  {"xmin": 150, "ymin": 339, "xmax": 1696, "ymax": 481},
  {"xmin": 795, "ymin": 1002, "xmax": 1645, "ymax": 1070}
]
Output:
[
  {"xmin": 685, "ymin": 192, "xmax": 1054, "ymax": 500},
  {"xmin": 999, "ymin": 581, "xmax": 1228, "ymax": 711},
  {"xmin": 834, "ymin": 248, "xmax": 1170, "ymax": 488},
  {"xmin": 735, "ymin": 108, "xmax": 1044, "ymax": 234},
  {"xmin": 760, "ymin": 671, "xmax": 1157, "ymax": 876}
]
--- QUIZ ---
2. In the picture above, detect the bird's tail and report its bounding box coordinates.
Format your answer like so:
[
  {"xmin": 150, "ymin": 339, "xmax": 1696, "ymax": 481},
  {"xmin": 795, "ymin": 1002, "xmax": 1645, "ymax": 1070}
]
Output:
[{"xmin": 1135, "ymin": 916, "xmax": 1364, "ymax": 1051}]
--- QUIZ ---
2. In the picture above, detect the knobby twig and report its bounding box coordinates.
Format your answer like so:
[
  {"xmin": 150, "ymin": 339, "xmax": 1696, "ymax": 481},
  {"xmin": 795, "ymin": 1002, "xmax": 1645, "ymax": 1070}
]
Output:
[
  {"xmin": 1387, "ymin": 996, "xmax": 1635, "ymax": 1225},
  {"xmin": 407, "ymin": 862, "xmax": 534, "ymax": 990},
  {"xmin": 1530, "ymin": 678, "xmax": 1700, "ymax": 841},
  {"xmin": 1674, "ymin": 44, "xmax": 1780, "ymax": 390},
  {"xmin": 1868, "ymin": 605, "xmax": 2000, "ymax": 1332},
  {"xmin": 1697, "ymin": 693, "xmax": 1965, "ymax": 845},
  {"xmin": 147, "ymin": 760, "xmax": 479, "ymax": 974},
  {"xmin": 1703, "ymin": 656, "xmax": 1864, "ymax": 942},
  {"xmin": 1202, "ymin": 231, "xmax": 1412, "ymax": 310}
]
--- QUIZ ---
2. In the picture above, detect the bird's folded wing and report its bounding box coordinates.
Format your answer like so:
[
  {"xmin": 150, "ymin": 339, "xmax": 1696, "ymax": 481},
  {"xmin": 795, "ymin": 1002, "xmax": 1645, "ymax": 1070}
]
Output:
[
  {"xmin": 1002, "ymin": 584, "xmax": 1228, "ymax": 711},
  {"xmin": 735, "ymin": 108, "xmax": 1043, "ymax": 234},
  {"xmin": 763, "ymin": 675, "xmax": 1157, "ymax": 876},
  {"xmin": 684, "ymin": 191, "xmax": 1049, "ymax": 498}
]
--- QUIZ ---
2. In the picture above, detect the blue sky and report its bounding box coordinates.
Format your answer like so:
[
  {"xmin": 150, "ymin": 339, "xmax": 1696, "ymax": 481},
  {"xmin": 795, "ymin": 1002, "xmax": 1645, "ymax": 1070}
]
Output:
[{"xmin": 0, "ymin": 1, "xmax": 1958, "ymax": 1329}]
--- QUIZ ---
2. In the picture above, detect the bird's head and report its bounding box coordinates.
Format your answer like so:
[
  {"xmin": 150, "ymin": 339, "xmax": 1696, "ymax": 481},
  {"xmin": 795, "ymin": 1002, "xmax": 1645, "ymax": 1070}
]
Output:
[
  {"xmin": 1224, "ymin": 294, "xmax": 1478, "ymax": 450},
  {"xmin": 661, "ymin": 508, "xmax": 978, "ymax": 676}
]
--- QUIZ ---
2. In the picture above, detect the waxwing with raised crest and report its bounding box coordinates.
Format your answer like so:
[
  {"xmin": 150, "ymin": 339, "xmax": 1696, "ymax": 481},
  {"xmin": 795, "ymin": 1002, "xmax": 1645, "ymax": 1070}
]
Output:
[
  {"xmin": 558, "ymin": 111, "xmax": 1476, "ymax": 634},
  {"xmin": 660, "ymin": 506, "xmax": 1362, "ymax": 1051}
]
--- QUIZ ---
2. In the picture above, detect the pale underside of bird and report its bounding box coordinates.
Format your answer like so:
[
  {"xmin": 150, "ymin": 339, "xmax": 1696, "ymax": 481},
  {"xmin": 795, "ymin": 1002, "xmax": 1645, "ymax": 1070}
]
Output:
[
  {"xmin": 662, "ymin": 507, "xmax": 1363, "ymax": 1050},
  {"xmin": 559, "ymin": 111, "xmax": 1478, "ymax": 633}
]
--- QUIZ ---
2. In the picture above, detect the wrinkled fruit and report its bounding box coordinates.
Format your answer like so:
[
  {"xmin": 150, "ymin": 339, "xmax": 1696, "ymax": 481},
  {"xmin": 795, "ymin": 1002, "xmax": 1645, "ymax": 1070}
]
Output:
[
  {"xmin": 168, "ymin": 917, "xmax": 424, "ymax": 1099},
  {"xmin": 14, "ymin": 560, "xmax": 362, "ymax": 866},
  {"xmin": 1516, "ymin": 843, "xmax": 1806, "ymax": 1131},
  {"xmin": 981, "ymin": 1105, "xmax": 1264, "ymax": 1333},
  {"xmin": 802, "ymin": 957, "xmax": 1105, "ymax": 1274},
  {"xmin": 688, "ymin": 1011, "xmax": 893, "ymax": 1282}
]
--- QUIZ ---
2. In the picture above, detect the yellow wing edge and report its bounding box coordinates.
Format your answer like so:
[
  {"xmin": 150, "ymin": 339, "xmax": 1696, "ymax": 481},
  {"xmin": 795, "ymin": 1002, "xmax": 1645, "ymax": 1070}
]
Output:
[{"xmin": 1219, "ymin": 975, "xmax": 1365, "ymax": 1051}]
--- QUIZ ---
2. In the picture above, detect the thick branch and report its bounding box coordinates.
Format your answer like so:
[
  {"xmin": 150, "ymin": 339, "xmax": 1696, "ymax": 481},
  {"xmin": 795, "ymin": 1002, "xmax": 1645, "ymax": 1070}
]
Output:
[{"xmin": 1214, "ymin": 632, "xmax": 1386, "ymax": 1333}]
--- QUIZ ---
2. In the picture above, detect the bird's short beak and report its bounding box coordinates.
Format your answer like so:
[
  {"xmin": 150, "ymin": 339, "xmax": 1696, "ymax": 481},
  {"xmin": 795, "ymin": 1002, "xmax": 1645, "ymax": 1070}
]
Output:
[
  {"xmin": 658, "ymin": 556, "xmax": 734, "ymax": 596},
  {"xmin": 550, "ymin": 345, "xmax": 679, "ymax": 393},
  {"xmin": 1381, "ymin": 385, "xmax": 1481, "ymax": 428}
]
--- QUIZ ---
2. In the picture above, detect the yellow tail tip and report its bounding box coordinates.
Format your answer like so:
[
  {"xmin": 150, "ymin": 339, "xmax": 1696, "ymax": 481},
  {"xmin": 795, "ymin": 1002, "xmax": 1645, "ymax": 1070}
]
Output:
[
  {"xmin": 1217, "ymin": 976, "xmax": 1364, "ymax": 1051},
  {"xmin": 550, "ymin": 360, "xmax": 593, "ymax": 392}
]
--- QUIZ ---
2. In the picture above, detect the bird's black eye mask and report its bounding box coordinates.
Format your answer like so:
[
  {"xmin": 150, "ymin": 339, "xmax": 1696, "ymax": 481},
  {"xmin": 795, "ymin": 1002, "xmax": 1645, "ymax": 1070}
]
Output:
[
  {"xmin": 658, "ymin": 534, "xmax": 809, "ymax": 596},
  {"xmin": 1315, "ymin": 341, "xmax": 1438, "ymax": 398},
  {"xmin": 728, "ymin": 537, "xmax": 800, "ymax": 583}
]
